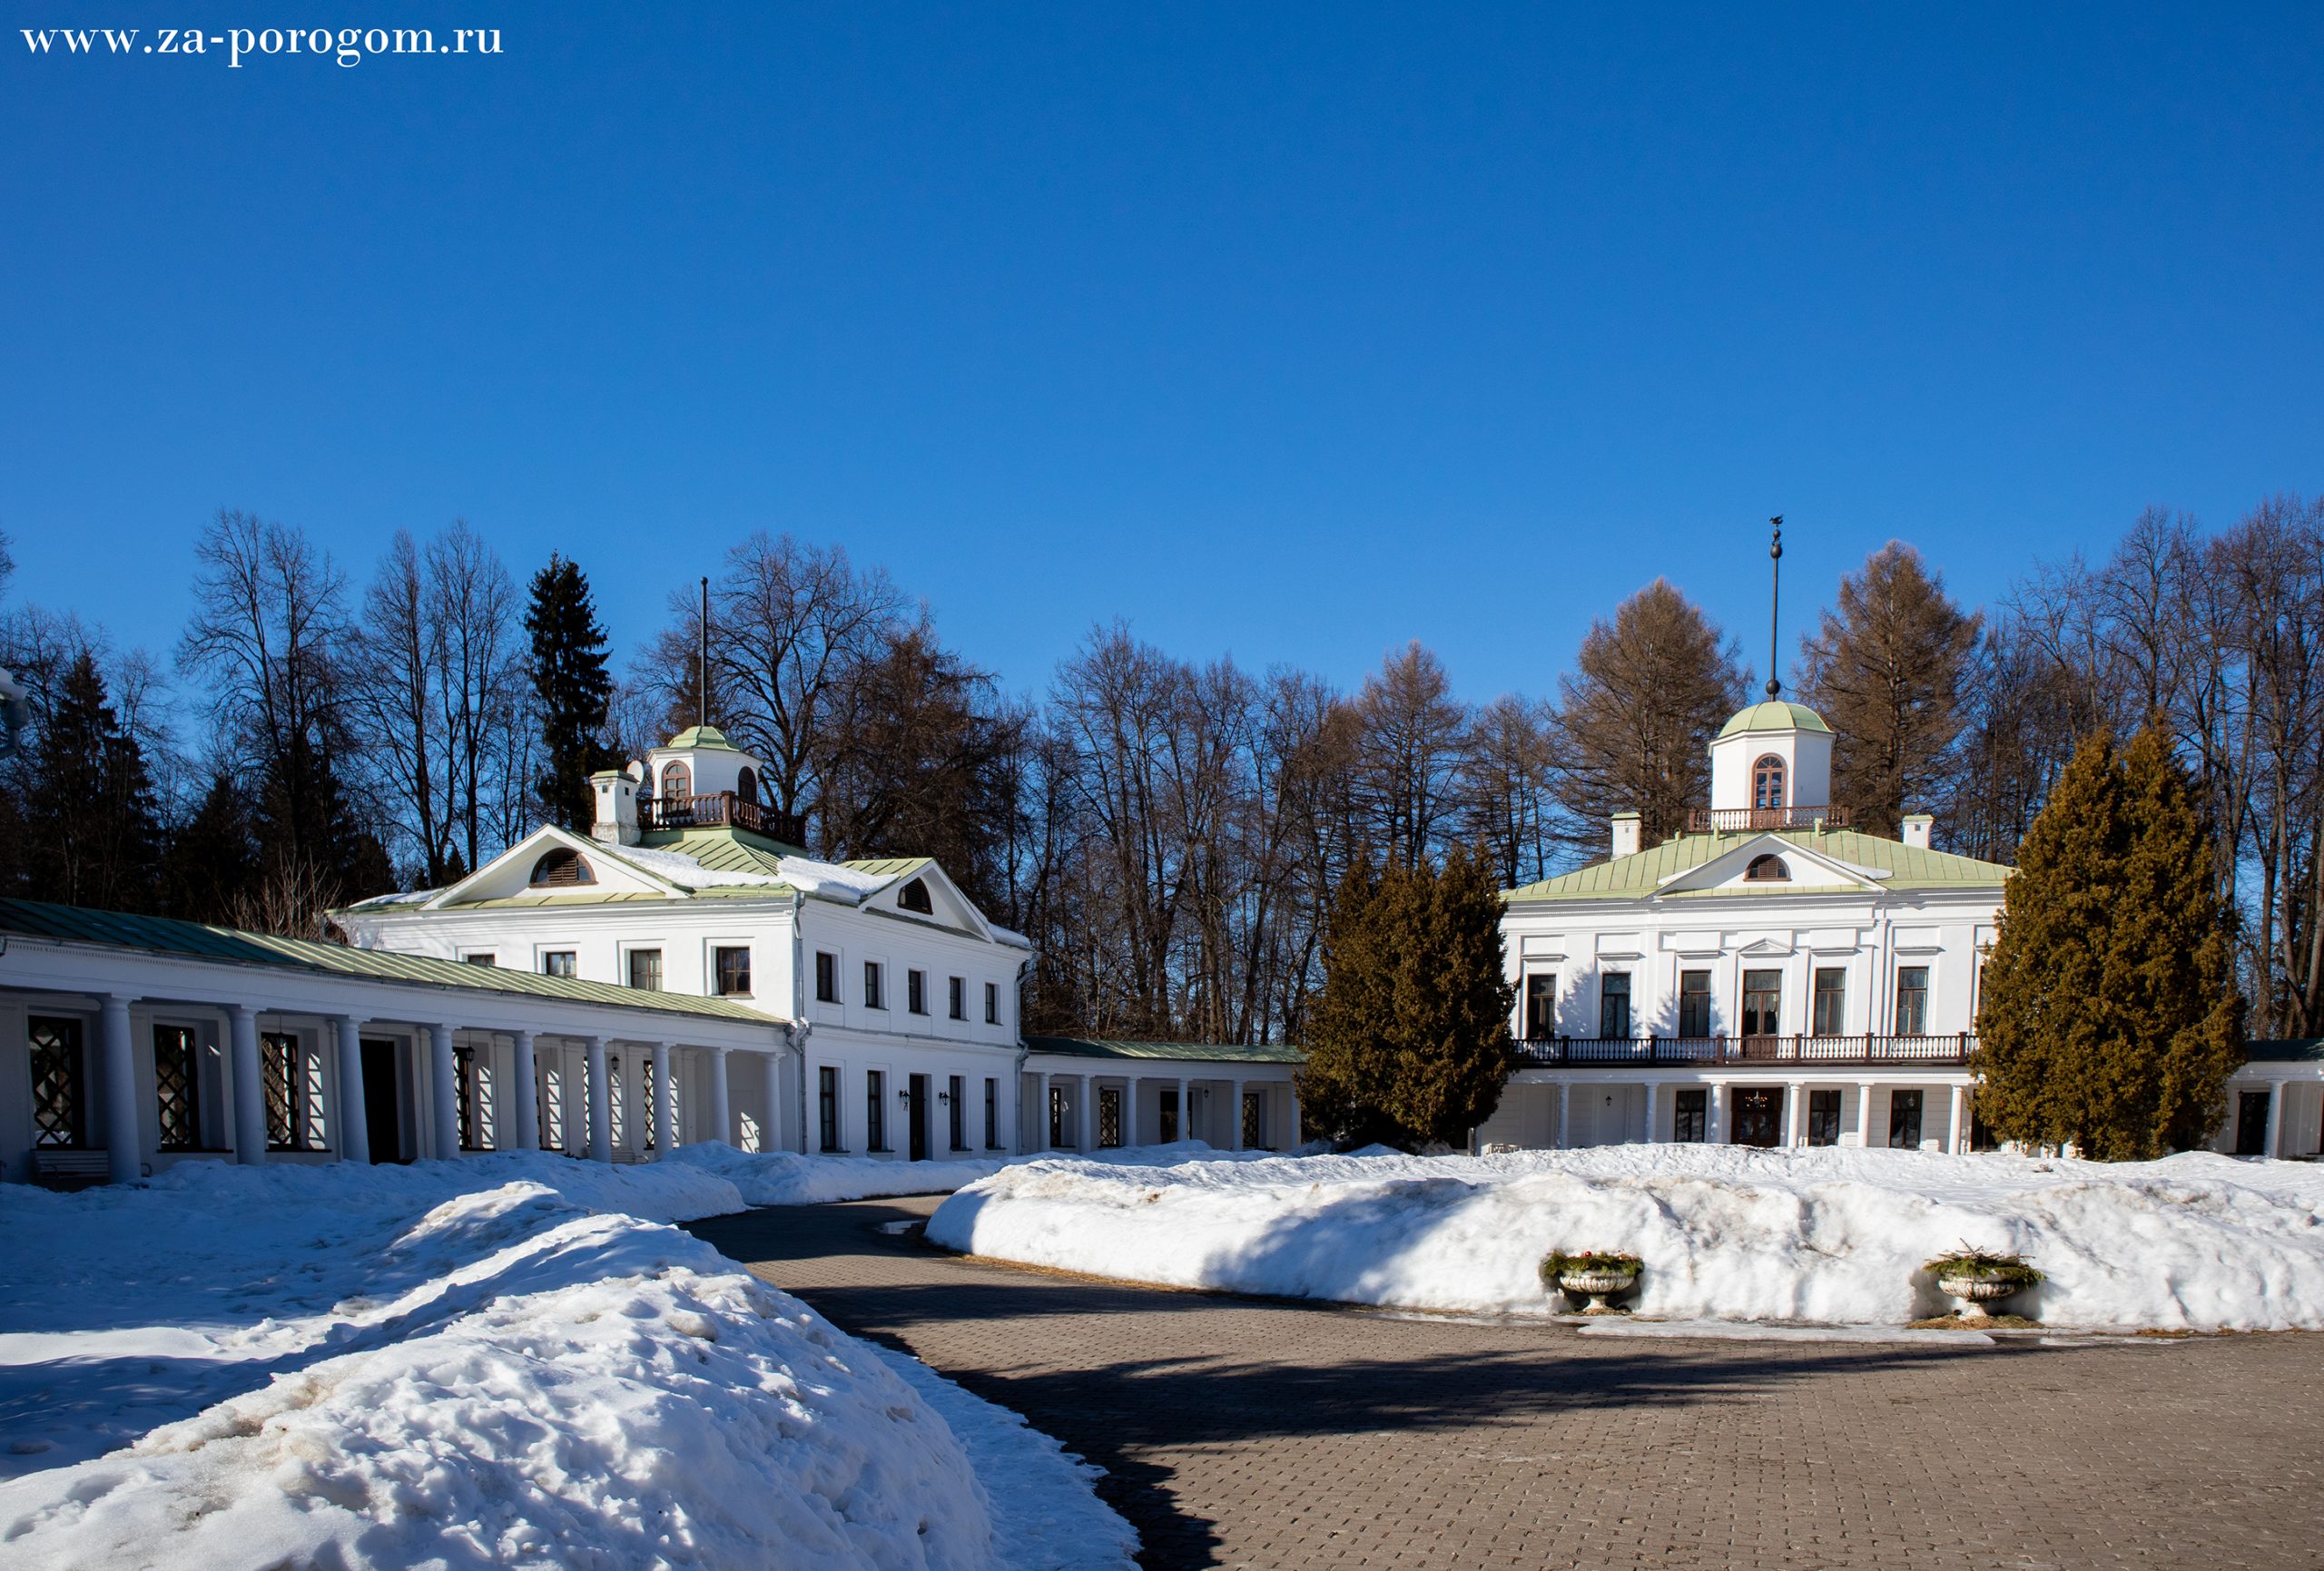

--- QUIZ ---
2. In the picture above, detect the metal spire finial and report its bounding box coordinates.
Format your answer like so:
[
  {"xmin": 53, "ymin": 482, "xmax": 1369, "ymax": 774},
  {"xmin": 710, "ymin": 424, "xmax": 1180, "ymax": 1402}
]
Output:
[
  {"xmin": 1766, "ymin": 516, "xmax": 1784, "ymax": 701},
  {"xmin": 698, "ymin": 575, "xmax": 710, "ymax": 727}
]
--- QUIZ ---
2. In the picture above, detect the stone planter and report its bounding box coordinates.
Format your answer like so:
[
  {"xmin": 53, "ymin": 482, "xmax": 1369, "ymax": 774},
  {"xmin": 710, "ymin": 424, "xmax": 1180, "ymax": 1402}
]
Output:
[
  {"xmin": 1937, "ymin": 1272, "xmax": 2027, "ymax": 1320},
  {"xmin": 1556, "ymin": 1269, "xmax": 1640, "ymax": 1314}
]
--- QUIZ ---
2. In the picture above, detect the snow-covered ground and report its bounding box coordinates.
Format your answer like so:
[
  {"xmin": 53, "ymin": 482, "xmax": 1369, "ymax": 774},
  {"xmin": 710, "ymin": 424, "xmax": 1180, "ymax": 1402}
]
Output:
[
  {"xmin": 927, "ymin": 1143, "xmax": 2324, "ymax": 1331},
  {"xmin": 0, "ymin": 1154, "xmax": 1134, "ymax": 1570}
]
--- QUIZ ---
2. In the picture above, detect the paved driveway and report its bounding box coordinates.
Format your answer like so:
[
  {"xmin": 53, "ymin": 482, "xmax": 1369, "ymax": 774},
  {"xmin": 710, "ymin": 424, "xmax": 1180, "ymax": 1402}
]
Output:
[{"xmin": 691, "ymin": 1197, "xmax": 2324, "ymax": 1571}]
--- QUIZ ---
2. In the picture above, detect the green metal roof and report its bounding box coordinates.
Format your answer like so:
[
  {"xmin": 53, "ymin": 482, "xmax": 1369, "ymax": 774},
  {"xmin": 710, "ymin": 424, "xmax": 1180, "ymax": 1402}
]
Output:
[
  {"xmin": 843, "ymin": 857, "xmax": 933, "ymax": 879},
  {"xmin": 1716, "ymin": 701, "xmax": 1832, "ymax": 739},
  {"xmin": 2244, "ymin": 1040, "xmax": 2324, "ymax": 1064},
  {"xmin": 1024, "ymin": 1035, "xmax": 1306, "ymax": 1065},
  {"xmin": 661, "ymin": 725, "xmax": 743, "ymax": 751},
  {"xmin": 632, "ymin": 829, "xmax": 793, "ymax": 879},
  {"xmin": 1505, "ymin": 828, "xmax": 2011, "ymax": 903},
  {"xmin": 0, "ymin": 898, "xmax": 783, "ymax": 1025}
]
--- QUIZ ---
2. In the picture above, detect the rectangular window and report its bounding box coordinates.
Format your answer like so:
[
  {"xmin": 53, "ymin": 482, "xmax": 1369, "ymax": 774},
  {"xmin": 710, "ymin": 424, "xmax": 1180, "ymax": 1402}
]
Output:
[
  {"xmin": 814, "ymin": 950, "xmax": 839, "ymax": 1004},
  {"xmin": 626, "ymin": 948, "xmax": 664, "ymax": 991},
  {"xmin": 28, "ymin": 1016, "xmax": 86, "ymax": 1148},
  {"xmin": 985, "ymin": 981, "xmax": 1000, "ymax": 1025},
  {"xmin": 1813, "ymin": 967, "xmax": 1846, "ymax": 1036},
  {"xmin": 866, "ymin": 1070, "xmax": 887, "ymax": 1151},
  {"xmin": 1098, "ymin": 1086, "xmax": 1123, "ymax": 1147},
  {"xmin": 153, "ymin": 1024, "xmax": 202, "ymax": 1150},
  {"xmin": 948, "ymin": 976, "xmax": 966, "ymax": 1020},
  {"xmin": 543, "ymin": 950, "xmax": 577, "ymax": 979},
  {"xmin": 1049, "ymin": 1084, "xmax": 1068, "ymax": 1147},
  {"xmin": 263, "ymin": 1032, "xmax": 325, "ymax": 1152},
  {"xmin": 1525, "ymin": 973, "xmax": 1558, "ymax": 1040},
  {"xmin": 1674, "ymin": 1087, "xmax": 1708, "ymax": 1143},
  {"xmin": 950, "ymin": 1075, "xmax": 967, "ymax": 1150},
  {"xmin": 462, "ymin": 952, "xmax": 496, "ymax": 967},
  {"xmin": 1678, "ymin": 970, "xmax": 1711, "ymax": 1038},
  {"xmin": 818, "ymin": 1065, "xmax": 840, "ymax": 1152},
  {"xmin": 1888, "ymin": 1088, "xmax": 1925, "ymax": 1149},
  {"xmin": 1598, "ymin": 973, "xmax": 1631, "ymax": 1038},
  {"xmin": 984, "ymin": 1077, "xmax": 999, "ymax": 1148},
  {"xmin": 1742, "ymin": 969, "xmax": 1783, "ymax": 1037},
  {"xmin": 1160, "ymin": 1087, "xmax": 1180, "ymax": 1144},
  {"xmin": 1242, "ymin": 1090, "xmax": 1265, "ymax": 1150},
  {"xmin": 1807, "ymin": 1088, "xmax": 1842, "ymax": 1146},
  {"xmin": 907, "ymin": 969, "xmax": 928, "ymax": 1016},
  {"xmin": 714, "ymin": 946, "xmax": 752, "ymax": 997},
  {"xmin": 864, "ymin": 962, "xmax": 885, "ymax": 1009},
  {"xmin": 1894, "ymin": 967, "xmax": 1930, "ymax": 1036}
]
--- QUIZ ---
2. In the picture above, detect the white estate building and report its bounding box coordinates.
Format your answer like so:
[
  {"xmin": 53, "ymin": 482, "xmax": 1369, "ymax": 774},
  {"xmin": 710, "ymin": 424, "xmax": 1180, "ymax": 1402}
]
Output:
[{"xmin": 1481, "ymin": 698, "xmax": 2005, "ymax": 1154}]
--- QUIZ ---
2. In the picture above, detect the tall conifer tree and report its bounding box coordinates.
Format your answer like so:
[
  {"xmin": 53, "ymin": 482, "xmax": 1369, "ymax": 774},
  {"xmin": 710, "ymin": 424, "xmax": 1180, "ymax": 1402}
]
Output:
[
  {"xmin": 524, "ymin": 554, "xmax": 615, "ymax": 830},
  {"xmin": 1297, "ymin": 844, "xmax": 1515, "ymax": 1149},
  {"xmin": 21, "ymin": 653, "xmax": 162, "ymax": 911},
  {"xmin": 1977, "ymin": 725, "xmax": 2242, "ymax": 1157}
]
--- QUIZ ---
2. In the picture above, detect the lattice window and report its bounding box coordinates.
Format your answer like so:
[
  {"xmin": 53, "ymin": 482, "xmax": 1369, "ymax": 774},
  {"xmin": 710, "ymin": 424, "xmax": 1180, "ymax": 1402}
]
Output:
[
  {"xmin": 154, "ymin": 1025, "xmax": 202, "ymax": 1150},
  {"xmin": 1098, "ymin": 1087, "xmax": 1122, "ymax": 1148},
  {"xmin": 262, "ymin": 1032, "xmax": 301, "ymax": 1150},
  {"xmin": 29, "ymin": 1016, "xmax": 85, "ymax": 1148},
  {"xmin": 610, "ymin": 1056, "xmax": 627, "ymax": 1147},
  {"xmin": 473, "ymin": 1060, "xmax": 496, "ymax": 1151},
  {"xmin": 455, "ymin": 1044, "xmax": 478, "ymax": 1149},
  {"xmin": 739, "ymin": 1108, "xmax": 763, "ymax": 1153},
  {"xmin": 542, "ymin": 1065, "xmax": 565, "ymax": 1151}
]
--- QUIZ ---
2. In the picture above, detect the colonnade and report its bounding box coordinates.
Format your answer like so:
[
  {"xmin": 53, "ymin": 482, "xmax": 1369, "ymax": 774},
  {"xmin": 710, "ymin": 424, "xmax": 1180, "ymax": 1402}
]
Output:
[{"xmin": 1024, "ymin": 1068, "xmax": 1302, "ymax": 1154}]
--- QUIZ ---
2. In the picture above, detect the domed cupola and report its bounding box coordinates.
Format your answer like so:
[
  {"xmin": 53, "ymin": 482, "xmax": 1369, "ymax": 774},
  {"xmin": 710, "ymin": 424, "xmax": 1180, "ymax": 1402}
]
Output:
[{"xmin": 1707, "ymin": 701, "xmax": 1835, "ymax": 828}]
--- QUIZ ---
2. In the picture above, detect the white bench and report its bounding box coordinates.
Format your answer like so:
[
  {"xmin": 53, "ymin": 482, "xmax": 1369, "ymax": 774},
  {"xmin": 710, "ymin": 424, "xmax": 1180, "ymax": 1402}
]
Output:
[{"xmin": 30, "ymin": 1148, "xmax": 111, "ymax": 1180}]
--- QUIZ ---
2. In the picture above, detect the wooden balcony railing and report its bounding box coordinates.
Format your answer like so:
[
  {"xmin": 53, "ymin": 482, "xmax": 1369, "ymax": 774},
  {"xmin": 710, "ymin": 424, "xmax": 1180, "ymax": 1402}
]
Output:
[
  {"xmin": 1511, "ymin": 1033, "xmax": 1974, "ymax": 1068},
  {"xmin": 638, "ymin": 790, "xmax": 804, "ymax": 845},
  {"xmin": 1686, "ymin": 804, "xmax": 1851, "ymax": 833}
]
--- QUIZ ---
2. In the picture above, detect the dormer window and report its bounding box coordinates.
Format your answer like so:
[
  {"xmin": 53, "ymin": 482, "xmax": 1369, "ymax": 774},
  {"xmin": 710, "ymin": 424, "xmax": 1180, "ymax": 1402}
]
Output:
[
  {"xmin": 1753, "ymin": 754, "xmax": 1786, "ymax": 810},
  {"xmin": 662, "ymin": 761, "xmax": 693, "ymax": 800},
  {"xmin": 530, "ymin": 849, "xmax": 596, "ymax": 887},
  {"xmin": 898, "ymin": 878, "xmax": 933, "ymax": 915},
  {"xmin": 1745, "ymin": 854, "xmax": 1790, "ymax": 882}
]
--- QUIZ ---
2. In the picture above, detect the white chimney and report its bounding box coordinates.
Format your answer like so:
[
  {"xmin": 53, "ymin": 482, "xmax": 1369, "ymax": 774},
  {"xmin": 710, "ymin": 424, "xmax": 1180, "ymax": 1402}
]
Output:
[
  {"xmin": 592, "ymin": 769, "xmax": 640, "ymax": 846},
  {"xmin": 1901, "ymin": 812, "xmax": 1933, "ymax": 849},
  {"xmin": 1610, "ymin": 811, "xmax": 1641, "ymax": 859}
]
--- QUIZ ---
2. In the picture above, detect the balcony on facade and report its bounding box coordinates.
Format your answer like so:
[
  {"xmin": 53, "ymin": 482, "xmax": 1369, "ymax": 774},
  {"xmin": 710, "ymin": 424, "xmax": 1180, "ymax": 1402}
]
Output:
[
  {"xmin": 637, "ymin": 790, "xmax": 804, "ymax": 844},
  {"xmin": 1512, "ymin": 1033, "xmax": 1974, "ymax": 1069},
  {"xmin": 1684, "ymin": 804, "xmax": 1853, "ymax": 834}
]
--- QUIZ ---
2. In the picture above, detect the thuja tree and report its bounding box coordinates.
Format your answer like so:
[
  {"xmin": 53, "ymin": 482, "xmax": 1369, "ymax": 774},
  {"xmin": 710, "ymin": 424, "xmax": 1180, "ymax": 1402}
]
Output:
[
  {"xmin": 1297, "ymin": 843, "xmax": 1516, "ymax": 1150},
  {"xmin": 1977, "ymin": 724, "xmax": 2243, "ymax": 1158}
]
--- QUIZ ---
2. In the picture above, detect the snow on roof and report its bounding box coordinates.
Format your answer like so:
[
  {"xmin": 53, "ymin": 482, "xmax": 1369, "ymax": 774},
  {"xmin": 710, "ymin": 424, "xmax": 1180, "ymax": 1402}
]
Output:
[{"xmin": 606, "ymin": 842, "xmax": 791, "ymax": 890}]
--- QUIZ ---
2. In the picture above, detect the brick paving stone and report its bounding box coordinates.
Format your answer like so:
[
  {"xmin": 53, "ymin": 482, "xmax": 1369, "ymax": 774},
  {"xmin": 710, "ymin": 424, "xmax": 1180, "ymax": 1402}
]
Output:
[{"xmin": 690, "ymin": 1198, "xmax": 2324, "ymax": 1571}]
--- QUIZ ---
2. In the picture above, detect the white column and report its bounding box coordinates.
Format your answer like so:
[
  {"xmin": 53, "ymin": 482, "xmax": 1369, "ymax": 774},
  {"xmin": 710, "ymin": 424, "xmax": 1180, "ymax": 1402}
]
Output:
[
  {"xmin": 510, "ymin": 1030, "xmax": 540, "ymax": 1152},
  {"xmin": 1948, "ymin": 1084, "xmax": 1969, "ymax": 1155},
  {"xmin": 1644, "ymin": 1081, "xmax": 1661, "ymax": 1145},
  {"xmin": 652, "ymin": 1043, "xmax": 675, "ymax": 1154},
  {"xmin": 1035, "ymin": 1072, "xmax": 1053, "ymax": 1151},
  {"xmin": 709, "ymin": 1047, "xmax": 733, "ymax": 1146},
  {"xmin": 1230, "ymin": 1078, "xmax": 1246, "ymax": 1151},
  {"xmin": 1559, "ymin": 1081, "xmax": 1573, "ymax": 1149},
  {"xmin": 761, "ymin": 1050, "xmax": 783, "ymax": 1153},
  {"xmin": 1075, "ymin": 1074, "xmax": 1093, "ymax": 1152},
  {"xmin": 1779, "ymin": 1079, "xmax": 1800, "ymax": 1148},
  {"xmin": 2264, "ymin": 1080, "xmax": 2284, "ymax": 1159},
  {"xmin": 1176, "ymin": 1076, "xmax": 1191, "ymax": 1144},
  {"xmin": 428, "ymin": 1024, "xmax": 459, "ymax": 1158},
  {"xmin": 1856, "ymin": 1082, "xmax": 1877, "ymax": 1149},
  {"xmin": 335, "ymin": 1016, "xmax": 369, "ymax": 1164},
  {"xmin": 99, "ymin": 994, "xmax": 140, "ymax": 1184},
  {"xmin": 229, "ymin": 1004, "xmax": 266, "ymax": 1165},
  {"xmin": 1289, "ymin": 1082, "xmax": 1302, "ymax": 1150},
  {"xmin": 586, "ymin": 1037, "xmax": 613, "ymax": 1163}
]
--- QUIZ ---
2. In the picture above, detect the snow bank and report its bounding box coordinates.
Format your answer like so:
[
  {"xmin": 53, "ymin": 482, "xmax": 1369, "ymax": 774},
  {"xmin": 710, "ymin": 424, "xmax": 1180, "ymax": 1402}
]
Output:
[
  {"xmin": 0, "ymin": 1157, "xmax": 1135, "ymax": 1569},
  {"xmin": 665, "ymin": 1142, "xmax": 1013, "ymax": 1205},
  {"xmin": 928, "ymin": 1144, "xmax": 2324, "ymax": 1331}
]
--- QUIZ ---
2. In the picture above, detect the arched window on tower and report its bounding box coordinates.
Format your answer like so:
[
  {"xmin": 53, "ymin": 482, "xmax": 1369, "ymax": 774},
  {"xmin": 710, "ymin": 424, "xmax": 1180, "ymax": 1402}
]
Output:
[
  {"xmin": 662, "ymin": 761, "xmax": 693, "ymax": 801},
  {"xmin": 1753, "ymin": 754, "xmax": 1786, "ymax": 811},
  {"xmin": 736, "ymin": 766, "xmax": 757, "ymax": 803}
]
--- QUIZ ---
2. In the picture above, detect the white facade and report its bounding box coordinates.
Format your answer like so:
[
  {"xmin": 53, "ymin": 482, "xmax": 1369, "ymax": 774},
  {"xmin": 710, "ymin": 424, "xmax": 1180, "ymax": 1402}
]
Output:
[
  {"xmin": 1482, "ymin": 700, "xmax": 2001, "ymax": 1154},
  {"xmin": 1019, "ymin": 1042, "xmax": 1303, "ymax": 1155}
]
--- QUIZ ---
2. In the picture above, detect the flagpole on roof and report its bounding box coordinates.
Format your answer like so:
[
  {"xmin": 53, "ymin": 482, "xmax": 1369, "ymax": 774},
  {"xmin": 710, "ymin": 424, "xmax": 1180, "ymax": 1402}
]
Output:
[
  {"xmin": 1766, "ymin": 516, "xmax": 1784, "ymax": 701},
  {"xmin": 698, "ymin": 575, "xmax": 710, "ymax": 727}
]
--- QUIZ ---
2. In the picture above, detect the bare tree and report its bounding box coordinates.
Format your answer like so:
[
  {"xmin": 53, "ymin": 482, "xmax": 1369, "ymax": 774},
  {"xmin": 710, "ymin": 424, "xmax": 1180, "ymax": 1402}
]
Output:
[
  {"xmin": 1461, "ymin": 692, "xmax": 1558, "ymax": 887},
  {"xmin": 1353, "ymin": 643, "xmax": 1470, "ymax": 870}
]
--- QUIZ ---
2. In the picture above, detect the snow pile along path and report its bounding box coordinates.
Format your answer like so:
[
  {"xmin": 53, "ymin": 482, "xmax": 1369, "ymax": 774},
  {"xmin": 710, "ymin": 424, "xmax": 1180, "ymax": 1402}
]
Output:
[
  {"xmin": 666, "ymin": 1141, "xmax": 1013, "ymax": 1205},
  {"xmin": 927, "ymin": 1144, "xmax": 2324, "ymax": 1331},
  {"xmin": 0, "ymin": 1155, "xmax": 1135, "ymax": 1571}
]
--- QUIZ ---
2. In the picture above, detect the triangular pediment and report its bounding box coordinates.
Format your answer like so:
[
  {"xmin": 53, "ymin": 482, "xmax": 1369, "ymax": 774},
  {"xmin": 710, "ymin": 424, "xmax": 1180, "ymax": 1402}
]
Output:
[
  {"xmin": 855, "ymin": 859, "xmax": 997, "ymax": 941},
  {"xmin": 1655, "ymin": 834, "xmax": 1889, "ymax": 897},
  {"xmin": 428, "ymin": 827, "xmax": 686, "ymax": 908}
]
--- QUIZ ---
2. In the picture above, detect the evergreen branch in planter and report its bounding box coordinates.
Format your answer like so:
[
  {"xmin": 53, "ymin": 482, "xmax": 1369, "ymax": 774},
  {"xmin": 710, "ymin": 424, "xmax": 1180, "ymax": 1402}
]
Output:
[
  {"xmin": 1922, "ymin": 1249, "xmax": 2043, "ymax": 1287},
  {"xmin": 1540, "ymin": 1251, "xmax": 1643, "ymax": 1284}
]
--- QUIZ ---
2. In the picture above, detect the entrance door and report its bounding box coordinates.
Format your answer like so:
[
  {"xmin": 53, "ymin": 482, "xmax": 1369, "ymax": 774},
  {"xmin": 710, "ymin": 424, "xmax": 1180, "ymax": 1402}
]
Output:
[
  {"xmin": 907, "ymin": 1074, "xmax": 930, "ymax": 1161},
  {"xmin": 360, "ymin": 1039, "xmax": 403, "ymax": 1163},
  {"xmin": 2235, "ymin": 1090, "xmax": 2270, "ymax": 1156},
  {"xmin": 1732, "ymin": 1086, "xmax": 1783, "ymax": 1147}
]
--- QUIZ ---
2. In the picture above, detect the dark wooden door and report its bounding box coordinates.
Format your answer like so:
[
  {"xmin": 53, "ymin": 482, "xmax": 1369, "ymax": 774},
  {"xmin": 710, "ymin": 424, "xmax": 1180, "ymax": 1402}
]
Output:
[
  {"xmin": 908, "ymin": 1075, "xmax": 930, "ymax": 1161},
  {"xmin": 2235, "ymin": 1091, "xmax": 2270, "ymax": 1156},
  {"xmin": 360, "ymin": 1038, "xmax": 403, "ymax": 1163},
  {"xmin": 1732, "ymin": 1086, "xmax": 1783, "ymax": 1147}
]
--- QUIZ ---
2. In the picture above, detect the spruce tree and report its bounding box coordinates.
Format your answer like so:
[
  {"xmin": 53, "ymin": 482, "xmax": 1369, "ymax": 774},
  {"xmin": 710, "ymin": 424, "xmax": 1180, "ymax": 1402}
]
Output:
[
  {"xmin": 1297, "ymin": 844, "xmax": 1516, "ymax": 1149},
  {"xmin": 524, "ymin": 554, "xmax": 615, "ymax": 830},
  {"xmin": 21, "ymin": 653, "xmax": 162, "ymax": 911},
  {"xmin": 1976, "ymin": 725, "xmax": 2243, "ymax": 1158}
]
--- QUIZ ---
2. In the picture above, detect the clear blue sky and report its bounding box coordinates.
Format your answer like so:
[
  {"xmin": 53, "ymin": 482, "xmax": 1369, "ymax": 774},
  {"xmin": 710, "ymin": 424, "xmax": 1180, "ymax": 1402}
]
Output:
[{"xmin": 5, "ymin": 5, "xmax": 2319, "ymax": 706}]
